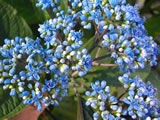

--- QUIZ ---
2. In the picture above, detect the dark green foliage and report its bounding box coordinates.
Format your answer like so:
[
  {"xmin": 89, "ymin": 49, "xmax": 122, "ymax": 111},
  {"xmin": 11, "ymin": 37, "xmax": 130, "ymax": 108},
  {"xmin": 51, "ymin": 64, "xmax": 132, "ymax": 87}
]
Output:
[{"xmin": 0, "ymin": 1, "xmax": 33, "ymax": 44}]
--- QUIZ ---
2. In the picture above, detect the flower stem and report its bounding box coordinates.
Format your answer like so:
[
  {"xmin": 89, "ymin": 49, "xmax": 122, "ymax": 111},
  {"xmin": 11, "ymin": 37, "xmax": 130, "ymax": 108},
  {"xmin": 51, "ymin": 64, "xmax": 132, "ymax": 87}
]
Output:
[
  {"xmin": 95, "ymin": 47, "xmax": 101, "ymax": 58},
  {"xmin": 118, "ymin": 90, "xmax": 128, "ymax": 100},
  {"xmin": 71, "ymin": 78, "xmax": 84, "ymax": 120},
  {"xmin": 92, "ymin": 62, "xmax": 119, "ymax": 67}
]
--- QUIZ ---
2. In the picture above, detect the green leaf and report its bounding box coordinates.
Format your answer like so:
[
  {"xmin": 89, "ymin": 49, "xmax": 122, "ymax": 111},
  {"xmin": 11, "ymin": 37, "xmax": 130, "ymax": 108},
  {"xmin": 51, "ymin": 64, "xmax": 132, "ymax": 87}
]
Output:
[
  {"xmin": 127, "ymin": 0, "xmax": 136, "ymax": 5},
  {"xmin": 0, "ymin": 0, "xmax": 33, "ymax": 43},
  {"xmin": 77, "ymin": 97, "xmax": 93, "ymax": 120},
  {"xmin": 60, "ymin": 0, "xmax": 68, "ymax": 14},
  {"xmin": 140, "ymin": 0, "xmax": 157, "ymax": 14},
  {"xmin": 82, "ymin": 24, "xmax": 95, "ymax": 40},
  {"xmin": 130, "ymin": 65, "xmax": 151, "ymax": 80},
  {"xmin": 81, "ymin": 36, "xmax": 94, "ymax": 50},
  {"xmin": 0, "ymin": 87, "xmax": 27, "ymax": 120},
  {"xmin": 145, "ymin": 15, "xmax": 160, "ymax": 38},
  {"xmin": 77, "ymin": 100, "xmax": 85, "ymax": 120},
  {"xmin": 2, "ymin": 0, "xmax": 50, "ymax": 25},
  {"xmin": 77, "ymin": 97, "xmax": 84, "ymax": 120},
  {"xmin": 48, "ymin": 96, "xmax": 77, "ymax": 120},
  {"xmin": 77, "ymin": 66, "xmax": 122, "ymax": 87}
]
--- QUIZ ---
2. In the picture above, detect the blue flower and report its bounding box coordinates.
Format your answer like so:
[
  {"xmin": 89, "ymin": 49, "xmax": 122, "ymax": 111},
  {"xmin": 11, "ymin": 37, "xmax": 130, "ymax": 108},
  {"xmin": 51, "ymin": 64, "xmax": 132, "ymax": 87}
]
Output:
[
  {"xmin": 124, "ymin": 48, "xmax": 134, "ymax": 57},
  {"xmin": 123, "ymin": 96, "xmax": 142, "ymax": 112},
  {"xmin": 24, "ymin": 90, "xmax": 43, "ymax": 111},
  {"xmin": 9, "ymin": 89, "xmax": 16, "ymax": 96},
  {"xmin": 90, "ymin": 81, "xmax": 104, "ymax": 96},
  {"xmin": 104, "ymin": 8, "xmax": 112, "ymax": 18},
  {"xmin": 88, "ymin": 10, "xmax": 104, "ymax": 24},
  {"xmin": 42, "ymin": 79, "xmax": 57, "ymax": 92},
  {"xmin": 109, "ymin": 0, "xmax": 119, "ymax": 6},
  {"xmin": 28, "ymin": 63, "xmax": 40, "ymax": 80},
  {"xmin": 83, "ymin": 55, "xmax": 93, "ymax": 71},
  {"xmin": 36, "ymin": 0, "xmax": 55, "ymax": 10},
  {"xmin": 78, "ymin": 71, "xmax": 86, "ymax": 77},
  {"xmin": 85, "ymin": 80, "xmax": 121, "ymax": 120}
]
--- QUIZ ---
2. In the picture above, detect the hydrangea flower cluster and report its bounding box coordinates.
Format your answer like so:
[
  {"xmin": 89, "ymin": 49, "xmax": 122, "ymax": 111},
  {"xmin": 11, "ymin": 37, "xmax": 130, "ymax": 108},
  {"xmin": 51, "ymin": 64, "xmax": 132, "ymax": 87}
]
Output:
[
  {"xmin": 0, "ymin": 0, "xmax": 159, "ymax": 118},
  {"xmin": 85, "ymin": 76, "xmax": 160, "ymax": 120},
  {"xmin": 85, "ymin": 80, "xmax": 121, "ymax": 120},
  {"xmin": 0, "ymin": 33, "xmax": 92, "ymax": 110},
  {"xmin": 0, "ymin": 0, "xmax": 94, "ymax": 111},
  {"xmin": 37, "ymin": 0, "xmax": 159, "ymax": 73}
]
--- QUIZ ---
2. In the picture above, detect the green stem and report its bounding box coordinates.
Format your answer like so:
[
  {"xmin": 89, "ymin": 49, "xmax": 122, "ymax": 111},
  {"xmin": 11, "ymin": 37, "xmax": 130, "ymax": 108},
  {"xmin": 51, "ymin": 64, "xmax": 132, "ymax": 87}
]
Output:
[
  {"xmin": 118, "ymin": 90, "xmax": 128, "ymax": 100},
  {"xmin": 71, "ymin": 78, "xmax": 84, "ymax": 120}
]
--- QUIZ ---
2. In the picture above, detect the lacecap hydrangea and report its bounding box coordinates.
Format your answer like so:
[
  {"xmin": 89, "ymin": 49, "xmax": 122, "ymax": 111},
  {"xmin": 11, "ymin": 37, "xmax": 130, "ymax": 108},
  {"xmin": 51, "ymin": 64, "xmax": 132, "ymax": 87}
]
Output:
[
  {"xmin": 85, "ymin": 75, "xmax": 160, "ymax": 120},
  {"xmin": 0, "ymin": 0, "xmax": 159, "ymax": 118},
  {"xmin": 37, "ymin": 0, "xmax": 159, "ymax": 73},
  {"xmin": 0, "ymin": 33, "xmax": 92, "ymax": 110}
]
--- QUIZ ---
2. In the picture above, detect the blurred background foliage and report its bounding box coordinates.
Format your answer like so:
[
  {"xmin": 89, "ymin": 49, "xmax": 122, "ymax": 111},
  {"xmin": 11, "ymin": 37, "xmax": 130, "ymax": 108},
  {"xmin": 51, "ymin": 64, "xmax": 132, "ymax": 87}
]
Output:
[{"xmin": 0, "ymin": 0, "xmax": 160, "ymax": 120}]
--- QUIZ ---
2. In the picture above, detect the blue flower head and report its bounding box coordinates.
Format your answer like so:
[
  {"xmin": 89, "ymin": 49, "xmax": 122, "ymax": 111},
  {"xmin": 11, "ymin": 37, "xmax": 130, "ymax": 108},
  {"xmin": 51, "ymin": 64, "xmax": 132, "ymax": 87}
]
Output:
[
  {"xmin": 28, "ymin": 63, "xmax": 40, "ymax": 80},
  {"xmin": 109, "ymin": 0, "xmax": 119, "ymax": 6},
  {"xmin": 24, "ymin": 90, "xmax": 43, "ymax": 111}
]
